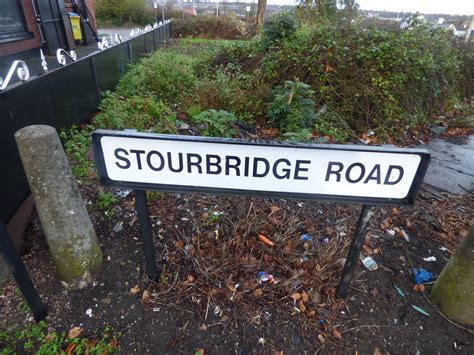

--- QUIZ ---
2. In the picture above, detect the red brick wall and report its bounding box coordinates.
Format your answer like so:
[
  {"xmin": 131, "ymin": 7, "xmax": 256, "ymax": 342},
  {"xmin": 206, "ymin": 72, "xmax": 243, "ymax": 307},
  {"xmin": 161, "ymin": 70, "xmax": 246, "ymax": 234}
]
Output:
[
  {"xmin": 64, "ymin": 0, "xmax": 98, "ymax": 31},
  {"xmin": 84, "ymin": 0, "xmax": 97, "ymax": 32},
  {"xmin": 0, "ymin": 0, "xmax": 43, "ymax": 56}
]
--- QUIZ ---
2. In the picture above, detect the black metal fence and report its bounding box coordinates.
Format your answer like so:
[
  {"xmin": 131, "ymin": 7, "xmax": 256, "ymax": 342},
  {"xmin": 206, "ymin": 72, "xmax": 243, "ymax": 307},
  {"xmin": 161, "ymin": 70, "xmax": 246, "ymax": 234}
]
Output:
[{"xmin": 0, "ymin": 22, "xmax": 171, "ymax": 222}]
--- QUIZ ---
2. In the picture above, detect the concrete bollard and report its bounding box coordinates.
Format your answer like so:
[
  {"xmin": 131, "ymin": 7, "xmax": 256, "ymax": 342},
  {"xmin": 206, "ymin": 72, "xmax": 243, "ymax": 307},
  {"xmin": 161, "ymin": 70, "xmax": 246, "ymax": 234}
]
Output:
[{"xmin": 15, "ymin": 125, "xmax": 102, "ymax": 290}]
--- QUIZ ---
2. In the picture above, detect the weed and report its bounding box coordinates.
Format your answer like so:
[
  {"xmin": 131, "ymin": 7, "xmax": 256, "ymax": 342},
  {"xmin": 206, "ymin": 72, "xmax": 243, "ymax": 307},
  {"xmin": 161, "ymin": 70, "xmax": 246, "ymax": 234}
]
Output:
[
  {"xmin": 268, "ymin": 80, "xmax": 316, "ymax": 133},
  {"xmin": 147, "ymin": 191, "xmax": 164, "ymax": 202},
  {"xmin": 59, "ymin": 125, "xmax": 94, "ymax": 178},
  {"xmin": 192, "ymin": 109, "xmax": 239, "ymax": 137},
  {"xmin": 261, "ymin": 12, "xmax": 298, "ymax": 49},
  {"xmin": 1, "ymin": 321, "xmax": 119, "ymax": 354},
  {"xmin": 95, "ymin": 191, "xmax": 118, "ymax": 220},
  {"xmin": 95, "ymin": 92, "xmax": 177, "ymax": 133}
]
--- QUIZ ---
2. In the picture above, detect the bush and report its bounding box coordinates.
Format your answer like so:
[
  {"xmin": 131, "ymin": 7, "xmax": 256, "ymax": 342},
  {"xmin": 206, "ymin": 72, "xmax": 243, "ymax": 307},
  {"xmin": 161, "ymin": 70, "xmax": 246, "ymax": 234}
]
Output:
[
  {"xmin": 259, "ymin": 23, "xmax": 465, "ymax": 140},
  {"xmin": 261, "ymin": 12, "xmax": 298, "ymax": 49},
  {"xmin": 95, "ymin": 92, "xmax": 177, "ymax": 133},
  {"xmin": 95, "ymin": 0, "xmax": 153, "ymax": 26},
  {"xmin": 115, "ymin": 52, "xmax": 197, "ymax": 105},
  {"xmin": 267, "ymin": 80, "xmax": 316, "ymax": 133},
  {"xmin": 172, "ymin": 16, "xmax": 247, "ymax": 40},
  {"xmin": 191, "ymin": 109, "xmax": 239, "ymax": 137}
]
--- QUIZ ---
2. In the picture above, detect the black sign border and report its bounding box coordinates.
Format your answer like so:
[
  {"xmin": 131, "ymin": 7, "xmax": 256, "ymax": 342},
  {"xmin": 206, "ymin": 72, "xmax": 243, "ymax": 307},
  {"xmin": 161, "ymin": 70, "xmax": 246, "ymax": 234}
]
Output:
[{"xmin": 92, "ymin": 130, "xmax": 431, "ymax": 206}]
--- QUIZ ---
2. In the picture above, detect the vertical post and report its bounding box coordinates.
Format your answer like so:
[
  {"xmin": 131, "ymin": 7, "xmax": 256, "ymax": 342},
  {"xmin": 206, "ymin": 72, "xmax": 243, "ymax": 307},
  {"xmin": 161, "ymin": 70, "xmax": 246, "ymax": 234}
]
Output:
[
  {"xmin": 0, "ymin": 221, "xmax": 47, "ymax": 322},
  {"xmin": 127, "ymin": 41, "xmax": 133, "ymax": 62},
  {"xmin": 89, "ymin": 57, "xmax": 101, "ymax": 102},
  {"xmin": 134, "ymin": 190, "xmax": 158, "ymax": 279},
  {"xmin": 161, "ymin": 0, "xmax": 165, "ymax": 23},
  {"xmin": 336, "ymin": 205, "xmax": 375, "ymax": 298}
]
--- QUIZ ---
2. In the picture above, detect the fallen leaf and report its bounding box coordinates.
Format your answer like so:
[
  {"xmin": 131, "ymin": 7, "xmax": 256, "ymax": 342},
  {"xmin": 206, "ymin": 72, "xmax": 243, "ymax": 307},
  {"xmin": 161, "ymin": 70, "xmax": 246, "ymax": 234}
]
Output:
[
  {"xmin": 68, "ymin": 326, "xmax": 83, "ymax": 339},
  {"xmin": 332, "ymin": 328, "xmax": 342, "ymax": 339},
  {"xmin": 371, "ymin": 288, "xmax": 378, "ymax": 297},
  {"xmin": 65, "ymin": 343, "xmax": 77, "ymax": 355},
  {"xmin": 142, "ymin": 289, "xmax": 150, "ymax": 302},
  {"xmin": 290, "ymin": 292, "xmax": 301, "ymax": 301},
  {"xmin": 283, "ymin": 241, "xmax": 293, "ymax": 254},
  {"xmin": 301, "ymin": 291, "xmax": 310, "ymax": 303},
  {"xmin": 413, "ymin": 284, "xmax": 425, "ymax": 292},
  {"xmin": 185, "ymin": 274, "xmax": 195, "ymax": 283},
  {"xmin": 195, "ymin": 348, "xmax": 205, "ymax": 355},
  {"xmin": 130, "ymin": 285, "xmax": 140, "ymax": 295},
  {"xmin": 298, "ymin": 300, "xmax": 306, "ymax": 312},
  {"xmin": 374, "ymin": 348, "xmax": 382, "ymax": 355},
  {"xmin": 269, "ymin": 205, "xmax": 280, "ymax": 215},
  {"xmin": 363, "ymin": 245, "xmax": 373, "ymax": 255},
  {"xmin": 109, "ymin": 339, "xmax": 119, "ymax": 349},
  {"xmin": 175, "ymin": 240, "xmax": 184, "ymax": 249},
  {"xmin": 253, "ymin": 288, "xmax": 263, "ymax": 297}
]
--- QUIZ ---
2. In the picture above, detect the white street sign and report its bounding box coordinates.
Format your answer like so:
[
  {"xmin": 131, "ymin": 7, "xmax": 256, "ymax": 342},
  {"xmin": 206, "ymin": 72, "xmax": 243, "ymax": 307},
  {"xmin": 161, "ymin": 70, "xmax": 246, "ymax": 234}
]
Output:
[{"xmin": 93, "ymin": 130, "xmax": 430, "ymax": 205}]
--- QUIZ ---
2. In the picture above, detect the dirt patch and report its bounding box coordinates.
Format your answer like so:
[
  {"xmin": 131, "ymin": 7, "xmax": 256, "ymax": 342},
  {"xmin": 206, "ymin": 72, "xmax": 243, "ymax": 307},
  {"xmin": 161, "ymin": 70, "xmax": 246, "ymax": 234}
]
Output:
[{"xmin": 1, "ymin": 184, "xmax": 473, "ymax": 353}]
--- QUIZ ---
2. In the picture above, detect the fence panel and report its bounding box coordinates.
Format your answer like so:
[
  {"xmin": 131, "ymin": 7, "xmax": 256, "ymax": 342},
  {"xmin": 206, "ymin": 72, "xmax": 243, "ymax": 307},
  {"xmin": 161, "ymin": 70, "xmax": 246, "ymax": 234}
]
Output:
[{"xmin": 0, "ymin": 22, "xmax": 171, "ymax": 222}]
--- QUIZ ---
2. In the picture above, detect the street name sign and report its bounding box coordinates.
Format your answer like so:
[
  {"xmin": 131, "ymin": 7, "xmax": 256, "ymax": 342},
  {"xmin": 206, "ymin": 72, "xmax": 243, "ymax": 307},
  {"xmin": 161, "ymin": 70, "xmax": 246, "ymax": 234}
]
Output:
[{"xmin": 92, "ymin": 130, "xmax": 430, "ymax": 206}]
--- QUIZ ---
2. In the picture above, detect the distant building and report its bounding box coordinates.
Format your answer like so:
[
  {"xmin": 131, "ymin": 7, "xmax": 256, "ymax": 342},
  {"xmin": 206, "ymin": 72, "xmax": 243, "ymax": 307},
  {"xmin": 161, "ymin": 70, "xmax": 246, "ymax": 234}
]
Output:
[{"xmin": 0, "ymin": 0, "xmax": 97, "ymax": 58}]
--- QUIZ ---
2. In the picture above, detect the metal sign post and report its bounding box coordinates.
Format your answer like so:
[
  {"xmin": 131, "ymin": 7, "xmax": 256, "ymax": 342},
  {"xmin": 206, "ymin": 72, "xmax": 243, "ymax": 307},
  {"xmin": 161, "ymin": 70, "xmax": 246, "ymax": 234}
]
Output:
[
  {"xmin": 0, "ymin": 221, "xmax": 47, "ymax": 321},
  {"xmin": 92, "ymin": 130, "xmax": 430, "ymax": 296}
]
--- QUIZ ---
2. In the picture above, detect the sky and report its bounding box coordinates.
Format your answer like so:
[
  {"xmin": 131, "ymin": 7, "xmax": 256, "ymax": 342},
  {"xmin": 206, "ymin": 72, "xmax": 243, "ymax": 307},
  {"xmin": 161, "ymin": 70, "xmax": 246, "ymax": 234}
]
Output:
[
  {"xmin": 264, "ymin": 0, "xmax": 474, "ymax": 15},
  {"xmin": 356, "ymin": 0, "xmax": 474, "ymax": 16}
]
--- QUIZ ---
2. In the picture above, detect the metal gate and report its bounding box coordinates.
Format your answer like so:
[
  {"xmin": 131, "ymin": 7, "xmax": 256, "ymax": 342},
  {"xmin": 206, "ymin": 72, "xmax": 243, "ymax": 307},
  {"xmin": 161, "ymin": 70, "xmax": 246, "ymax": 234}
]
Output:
[{"xmin": 34, "ymin": 0, "xmax": 74, "ymax": 53}]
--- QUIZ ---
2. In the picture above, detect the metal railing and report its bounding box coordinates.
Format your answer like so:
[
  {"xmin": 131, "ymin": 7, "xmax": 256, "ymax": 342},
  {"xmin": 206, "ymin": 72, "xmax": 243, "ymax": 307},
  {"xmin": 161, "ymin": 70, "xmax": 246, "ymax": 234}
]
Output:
[{"xmin": 0, "ymin": 20, "xmax": 172, "ymax": 223}]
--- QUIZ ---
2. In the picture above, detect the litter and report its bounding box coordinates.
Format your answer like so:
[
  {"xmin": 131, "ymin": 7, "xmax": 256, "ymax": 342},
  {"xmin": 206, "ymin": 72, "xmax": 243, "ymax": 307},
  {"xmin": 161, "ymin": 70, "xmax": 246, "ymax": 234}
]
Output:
[
  {"xmin": 115, "ymin": 189, "xmax": 131, "ymax": 198},
  {"xmin": 423, "ymin": 256, "xmax": 437, "ymax": 262},
  {"xmin": 257, "ymin": 271, "xmax": 274, "ymax": 284},
  {"xmin": 439, "ymin": 246, "xmax": 448, "ymax": 252},
  {"xmin": 300, "ymin": 234, "xmax": 312, "ymax": 242},
  {"xmin": 400, "ymin": 229, "xmax": 410, "ymax": 242},
  {"xmin": 319, "ymin": 236, "xmax": 330, "ymax": 244},
  {"xmin": 394, "ymin": 285, "xmax": 405, "ymax": 298},
  {"xmin": 361, "ymin": 256, "xmax": 378, "ymax": 271},
  {"xmin": 413, "ymin": 268, "xmax": 433, "ymax": 284},
  {"xmin": 258, "ymin": 234, "xmax": 274, "ymax": 247},
  {"xmin": 411, "ymin": 304, "xmax": 430, "ymax": 316}
]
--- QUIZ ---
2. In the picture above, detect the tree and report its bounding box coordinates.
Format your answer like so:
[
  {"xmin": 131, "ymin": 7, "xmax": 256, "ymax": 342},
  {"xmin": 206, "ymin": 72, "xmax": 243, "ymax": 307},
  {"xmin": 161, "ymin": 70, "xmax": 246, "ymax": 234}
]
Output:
[
  {"xmin": 431, "ymin": 220, "xmax": 474, "ymax": 324},
  {"xmin": 256, "ymin": 0, "xmax": 267, "ymax": 35},
  {"xmin": 95, "ymin": 0, "xmax": 151, "ymax": 25}
]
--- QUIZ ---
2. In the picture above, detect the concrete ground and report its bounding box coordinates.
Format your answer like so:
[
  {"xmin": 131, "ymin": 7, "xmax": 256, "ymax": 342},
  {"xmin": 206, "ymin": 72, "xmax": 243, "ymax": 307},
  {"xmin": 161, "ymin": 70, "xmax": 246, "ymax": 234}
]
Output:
[
  {"xmin": 422, "ymin": 135, "xmax": 474, "ymax": 195},
  {"xmin": 98, "ymin": 27, "xmax": 134, "ymax": 41}
]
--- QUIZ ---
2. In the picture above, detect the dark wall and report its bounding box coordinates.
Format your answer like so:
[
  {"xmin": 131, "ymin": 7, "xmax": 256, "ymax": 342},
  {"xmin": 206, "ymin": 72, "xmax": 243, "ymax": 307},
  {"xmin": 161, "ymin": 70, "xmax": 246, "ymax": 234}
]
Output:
[{"xmin": 0, "ymin": 23, "xmax": 171, "ymax": 223}]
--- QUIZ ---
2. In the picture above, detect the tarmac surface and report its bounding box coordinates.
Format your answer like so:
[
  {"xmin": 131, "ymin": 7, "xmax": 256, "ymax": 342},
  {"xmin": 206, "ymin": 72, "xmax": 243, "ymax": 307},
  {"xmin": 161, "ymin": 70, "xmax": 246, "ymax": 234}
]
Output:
[{"xmin": 422, "ymin": 134, "xmax": 474, "ymax": 195}]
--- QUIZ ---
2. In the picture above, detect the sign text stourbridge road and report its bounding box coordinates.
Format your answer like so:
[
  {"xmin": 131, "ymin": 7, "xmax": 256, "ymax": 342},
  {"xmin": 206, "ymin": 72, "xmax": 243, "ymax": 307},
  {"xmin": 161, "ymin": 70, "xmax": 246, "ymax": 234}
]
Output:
[{"xmin": 92, "ymin": 130, "xmax": 430, "ymax": 205}]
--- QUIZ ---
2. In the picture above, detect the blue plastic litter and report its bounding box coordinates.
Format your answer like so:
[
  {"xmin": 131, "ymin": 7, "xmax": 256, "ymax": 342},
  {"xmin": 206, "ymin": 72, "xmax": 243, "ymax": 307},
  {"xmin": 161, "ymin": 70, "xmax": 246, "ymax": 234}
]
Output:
[
  {"xmin": 414, "ymin": 268, "xmax": 433, "ymax": 284},
  {"xmin": 300, "ymin": 234, "xmax": 312, "ymax": 242}
]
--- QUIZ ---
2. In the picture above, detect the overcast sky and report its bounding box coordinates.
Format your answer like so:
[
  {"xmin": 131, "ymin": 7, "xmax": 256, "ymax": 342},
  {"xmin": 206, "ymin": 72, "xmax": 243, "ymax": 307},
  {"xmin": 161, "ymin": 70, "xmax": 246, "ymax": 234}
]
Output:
[
  {"xmin": 356, "ymin": 0, "xmax": 474, "ymax": 15},
  {"xmin": 265, "ymin": 0, "xmax": 473, "ymax": 15}
]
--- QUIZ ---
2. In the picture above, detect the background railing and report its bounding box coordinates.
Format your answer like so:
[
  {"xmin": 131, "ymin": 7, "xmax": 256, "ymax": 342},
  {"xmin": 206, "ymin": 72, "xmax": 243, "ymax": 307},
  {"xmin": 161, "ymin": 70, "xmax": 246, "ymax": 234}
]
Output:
[{"xmin": 0, "ymin": 21, "xmax": 171, "ymax": 223}]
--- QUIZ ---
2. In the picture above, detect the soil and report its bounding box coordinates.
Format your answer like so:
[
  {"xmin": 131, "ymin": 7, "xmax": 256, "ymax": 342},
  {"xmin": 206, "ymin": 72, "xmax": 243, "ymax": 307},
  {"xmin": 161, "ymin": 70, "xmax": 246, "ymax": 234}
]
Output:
[{"xmin": 1, "ymin": 181, "xmax": 473, "ymax": 354}]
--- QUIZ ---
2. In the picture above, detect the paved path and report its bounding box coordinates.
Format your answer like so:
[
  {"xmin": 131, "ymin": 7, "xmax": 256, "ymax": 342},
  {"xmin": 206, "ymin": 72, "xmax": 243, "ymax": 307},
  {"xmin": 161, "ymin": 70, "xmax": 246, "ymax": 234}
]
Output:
[
  {"xmin": 98, "ymin": 27, "xmax": 133, "ymax": 41},
  {"xmin": 422, "ymin": 135, "xmax": 474, "ymax": 195}
]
